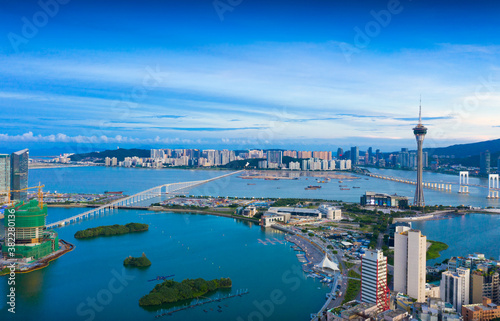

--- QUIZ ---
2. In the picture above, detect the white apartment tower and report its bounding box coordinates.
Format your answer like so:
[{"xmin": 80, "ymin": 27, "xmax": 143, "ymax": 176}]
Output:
[
  {"xmin": 441, "ymin": 267, "xmax": 470, "ymax": 311},
  {"xmin": 361, "ymin": 249, "xmax": 389, "ymax": 311},
  {"xmin": 394, "ymin": 228, "xmax": 427, "ymax": 302}
]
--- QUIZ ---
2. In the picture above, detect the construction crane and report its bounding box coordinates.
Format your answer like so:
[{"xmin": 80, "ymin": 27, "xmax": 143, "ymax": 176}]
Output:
[{"xmin": 1, "ymin": 183, "xmax": 45, "ymax": 209}]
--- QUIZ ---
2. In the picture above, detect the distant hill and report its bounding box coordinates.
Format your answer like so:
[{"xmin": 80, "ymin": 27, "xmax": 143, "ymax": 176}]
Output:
[
  {"xmin": 424, "ymin": 138, "xmax": 500, "ymax": 157},
  {"xmin": 437, "ymin": 151, "xmax": 500, "ymax": 167},
  {"xmin": 69, "ymin": 148, "xmax": 150, "ymax": 162}
]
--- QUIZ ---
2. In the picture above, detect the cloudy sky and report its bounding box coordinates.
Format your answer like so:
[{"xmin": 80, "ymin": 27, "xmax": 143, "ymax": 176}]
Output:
[{"xmin": 1, "ymin": 0, "xmax": 500, "ymax": 154}]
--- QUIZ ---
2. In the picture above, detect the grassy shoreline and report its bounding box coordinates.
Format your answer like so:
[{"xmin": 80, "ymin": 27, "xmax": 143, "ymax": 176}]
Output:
[{"xmin": 427, "ymin": 240, "xmax": 449, "ymax": 261}]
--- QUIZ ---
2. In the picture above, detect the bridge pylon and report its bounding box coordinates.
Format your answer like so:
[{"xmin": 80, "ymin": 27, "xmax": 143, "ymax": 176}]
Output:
[
  {"xmin": 458, "ymin": 171, "xmax": 469, "ymax": 194},
  {"xmin": 488, "ymin": 174, "xmax": 499, "ymax": 199}
]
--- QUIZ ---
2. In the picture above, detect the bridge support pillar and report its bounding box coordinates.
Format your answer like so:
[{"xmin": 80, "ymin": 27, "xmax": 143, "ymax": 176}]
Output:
[
  {"xmin": 459, "ymin": 171, "xmax": 469, "ymax": 194},
  {"xmin": 488, "ymin": 174, "xmax": 499, "ymax": 199}
]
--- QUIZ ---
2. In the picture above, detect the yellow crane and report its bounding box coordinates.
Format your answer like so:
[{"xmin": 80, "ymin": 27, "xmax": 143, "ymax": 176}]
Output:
[{"xmin": 1, "ymin": 184, "xmax": 45, "ymax": 209}]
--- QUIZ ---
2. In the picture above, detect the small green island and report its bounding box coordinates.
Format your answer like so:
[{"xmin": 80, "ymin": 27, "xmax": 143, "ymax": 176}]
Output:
[
  {"xmin": 139, "ymin": 277, "xmax": 232, "ymax": 306},
  {"xmin": 74, "ymin": 223, "xmax": 149, "ymax": 239},
  {"xmin": 124, "ymin": 253, "xmax": 152, "ymax": 268},
  {"xmin": 427, "ymin": 240, "xmax": 449, "ymax": 260}
]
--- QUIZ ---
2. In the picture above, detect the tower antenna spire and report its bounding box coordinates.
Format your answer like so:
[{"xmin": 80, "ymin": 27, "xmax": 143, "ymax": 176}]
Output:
[{"xmin": 419, "ymin": 95, "xmax": 422, "ymax": 124}]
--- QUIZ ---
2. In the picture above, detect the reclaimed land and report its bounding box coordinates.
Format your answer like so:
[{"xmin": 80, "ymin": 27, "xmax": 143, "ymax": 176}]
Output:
[
  {"xmin": 139, "ymin": 277, "xmax": 232, "ymax": 307},
  {"xmin": 149, "ymin": 206, "xmax": 260, "ymax": 223},
  {"xmin": 427, "ymin": 240, "xmax": 449, "ymax": 261},
  {"xmin": 74, "ymin": 223, "xmax": 148, "ymax": 239}
]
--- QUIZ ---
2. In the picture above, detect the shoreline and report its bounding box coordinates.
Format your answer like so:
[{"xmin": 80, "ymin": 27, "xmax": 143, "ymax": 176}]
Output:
[
  {"xmin": 146, "ymin": 207, "xmax": 260, "ymax": 223},
  {"xmin": 1, "ymin": 239, "xmax": 75, "ymax": 275},
  {"xmin": 394, "ymin": 210, "xmax": 500, "ymax": 223},
  {"xmin": 29, "ymin": 164, "xmax": 94, "ymax": 170}
]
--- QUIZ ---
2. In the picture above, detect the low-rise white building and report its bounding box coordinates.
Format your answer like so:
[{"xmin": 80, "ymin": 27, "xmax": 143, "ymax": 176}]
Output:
[
  {"xmin": 261, "ymin": 212, "xmax": 291, "ymax": 227},
  {"xmin": 318, "ymin": 205, "xmax": 342, "ymax": 220}
]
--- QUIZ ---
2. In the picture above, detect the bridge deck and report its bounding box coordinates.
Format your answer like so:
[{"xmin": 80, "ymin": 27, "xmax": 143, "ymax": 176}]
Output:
[{"xmin": 46, "ymin": 170, "xmax": 242, "ymax": 229}]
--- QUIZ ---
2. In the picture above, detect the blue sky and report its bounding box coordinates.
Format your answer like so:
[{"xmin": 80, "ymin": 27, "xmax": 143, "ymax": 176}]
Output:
[{"xmin": 1, "ymin": 0, "xmax": 500, "ymax": 154}]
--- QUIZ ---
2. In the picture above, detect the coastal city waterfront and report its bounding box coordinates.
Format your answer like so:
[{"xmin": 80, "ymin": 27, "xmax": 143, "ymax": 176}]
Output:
[
  {"xmin": 1, "ymin": 208, "xmax": 331, "ymax": 321},
  {"xmin": 2, "ymin": 164, "xmax": 500, "ymax": 320},
  {"xmin": 29, "ymin": 166, "xmax": 500, "ymax": 208},
  {"xmin": 3, "ymin": 1, "xmax": 500, "ymax": 320}
]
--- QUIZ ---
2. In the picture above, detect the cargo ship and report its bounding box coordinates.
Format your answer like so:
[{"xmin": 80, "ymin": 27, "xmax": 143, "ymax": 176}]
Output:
[{"xmin": 305, "ymin": 185, "xmax": 322, "ymax": 190}]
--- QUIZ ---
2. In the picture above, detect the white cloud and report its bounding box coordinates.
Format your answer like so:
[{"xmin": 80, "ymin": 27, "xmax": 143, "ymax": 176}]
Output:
[
  {"xmin": 2, "ymin": 43, "xmax": 500, "ymax": 146},
  {"xmin": 0, "ymin": 132, "xmax": 198, "ymax": 145}
]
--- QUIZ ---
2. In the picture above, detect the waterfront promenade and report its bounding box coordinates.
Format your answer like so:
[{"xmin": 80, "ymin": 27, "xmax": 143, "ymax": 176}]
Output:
[
  {"xmin": 272, "ymin": 224, "xmax": 345, "ymax": 320},
  {"xmin": 46, "ymin": 170, "xmax": 242, "ymax": 228}
]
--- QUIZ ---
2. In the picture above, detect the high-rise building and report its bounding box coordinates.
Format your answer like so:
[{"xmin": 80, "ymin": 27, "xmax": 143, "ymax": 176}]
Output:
[
  {"xmin": 470, "ymin": 270, "xmax": 499, "ymax": 304},
  {"xmin": 11, "ymin": 149, "xmax": 29, "ymax": 202},
  {"xmin": 313, "ymin": 151, "xmax": 332, "ymax": 160},
  {"xmin": 375, "ymin": 149, "xmax": 381, "ymax": 165},
  {"xmin": 248, "ymin": 149, "xmax": 264, "ymax": 159},
  {"xmin": 367, "ymin": 147, "xmax": 373, "ymax": 161},
  {"xmin": 480, "ymin": 150, "xmax": 491, "ymax": 175},
  {"xmin": 350, "ymin": 146, "xmax": 359, "ymax": 165},
  {"xmin": 2, "ymin": 199, "xmax": 59, "ymax": 260},
  {"xmin": 413, "ymin": 101, "xmax": 427, "ymax": 206},
  {"xmin": 361, "ymin": 249, "xmax": 389, "ymax": 312},
  {"xmin": 283, "ymin": 150, "xmax": 297, "ymax": 158},
  {"xmin": 399, "ymin": 148, "xmax": 410, "ymax": 168},
  {"xmin": 298, "ymin": 151, "xmax": 312, "ymax": 159},
  {"xmin": 337, "ymin": 148, "xmax": 343, "ymax": 158},
  {"xmin": 221, "ymin": 149, "xmax": 231, "ymax": 165},
  {"xmin": 0, "ymin": 154, "xmax": 10, "ymax": 203},
  {"xmin": 441, "ymin": 267, "xmax": 470, "ymax": 311},
  {"xmin": 394, "ymin": 228, "xmax": 427, "ymax": 302},
  {"xmin": 266, "ymin": 150, "xmax": 283, "ymax": 165},
  {"xmin": 150, "ymin": 149, "xmax": 165, "ymax": 159}
]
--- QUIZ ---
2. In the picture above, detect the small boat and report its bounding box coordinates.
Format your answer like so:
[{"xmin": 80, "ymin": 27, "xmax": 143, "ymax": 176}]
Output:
[
  {"xmin": 247, "ymin": 183, "xmax": 256, "ymax": 185},
  {"xmin": 340, "ymin": 188, "xmax": 350, "ymax": 190},
  {"xmin": 305, "ymin": 185, "xmax": 322, "ymax": 190},
  {"xmin": 352, "ymin": 186, "xmax": 360, "ymax": 189}
]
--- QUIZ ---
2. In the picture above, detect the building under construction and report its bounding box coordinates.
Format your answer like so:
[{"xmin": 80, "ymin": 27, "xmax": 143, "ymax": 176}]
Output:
[{"xmin": 2, "ymin": 199, "xmax": 59, "ymax": 260}]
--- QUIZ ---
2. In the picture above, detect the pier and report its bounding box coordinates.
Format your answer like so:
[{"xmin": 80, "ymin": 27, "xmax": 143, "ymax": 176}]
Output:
[
  {"xmin": 46, "ymin": 171, "xmax": 242, "ymax": 229},
  {"xmin": 154, "ymin": 289, "xmax": 249, "ymax": 318}
]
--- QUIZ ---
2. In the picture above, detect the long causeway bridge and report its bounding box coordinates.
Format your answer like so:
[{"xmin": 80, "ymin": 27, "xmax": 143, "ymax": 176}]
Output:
[
  {"xmin": 366, "ymin": 171, "xmax": 500, "ymax": 198},
  {"xmin": 46, "ymin": 170, "xmax": 242, "ymax": 229}
]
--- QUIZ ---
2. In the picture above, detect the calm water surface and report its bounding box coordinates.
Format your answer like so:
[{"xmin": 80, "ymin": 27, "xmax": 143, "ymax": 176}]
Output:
[
  {"xmin": 1, "ymin": 166, "xmax": 499, "ymax": 320},
  {"xmin": 1, "ymin": 208, "xmax": 329, "ymax": 321}
]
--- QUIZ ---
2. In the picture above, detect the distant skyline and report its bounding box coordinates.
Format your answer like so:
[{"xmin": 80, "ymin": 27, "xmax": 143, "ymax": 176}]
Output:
[{"xmin": 2, "ymin": 0, "xmax": 500, "ymax": 154}]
